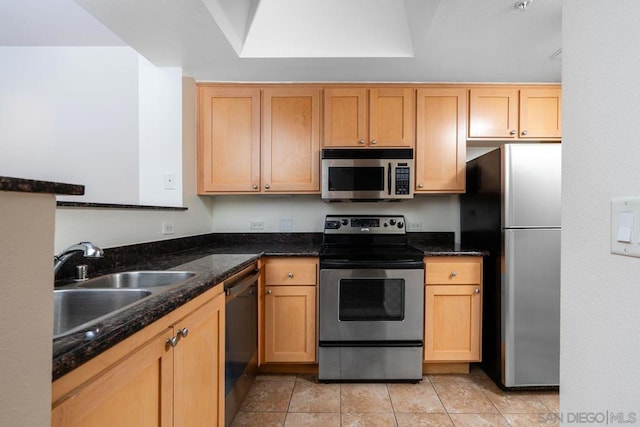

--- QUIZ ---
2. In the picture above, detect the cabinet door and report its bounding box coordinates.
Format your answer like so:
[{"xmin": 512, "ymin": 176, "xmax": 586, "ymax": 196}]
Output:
[
  {"xmin": 415, "ymin": 88, "xmax": 466, "ymax": 193},
  {"xmin": 468, "ymin": 88, "xmax": 519, "ymax": 138},
  {"xmin": 262, "ymin": 88, "xmax": 321, "ymax": 192},
  {"xmin": 369, "ymin": 88, "xmax": 415, "ymax": 147},
  {"xmin": 173, "ymin": 293, "xmax": 225, "ymax": 427},
  {"xmin": 323, "ymin": 88, "xmax": 368, "ymax": 147},
  {"xmin": 424, "ymin": 285, "xmax": 481, "ymax": 362},
  {"xmin": 51, "ymin": 331, "xmax": 173, "ymax": 427},
  {"xmin": 198, "ymin": 87, "xmax": 261, "ymax": 193},
  {"xmin": 264, "ymin": 286, "xmax": 316, "ymax": 363},
  {"xmin": 519, "ymin": 88, "xmax": 562, "ymax": 139}
]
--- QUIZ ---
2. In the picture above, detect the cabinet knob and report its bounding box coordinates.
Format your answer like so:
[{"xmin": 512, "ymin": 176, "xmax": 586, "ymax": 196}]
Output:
[
  {"xmin": 509, "ymin": 130, "xmax": 516, "ymax": 136},
  {"xmin": 521, "ymin": 130, "xmax": 528, "ymax": 136},
  {"xmin": 178, "ymin": 327, "xmax": 189, "ymax": 338},
  {"xmin": 371, "ymin": 139, "xmax": 377, "ymax": 145},
  {"xmin": 264, "ymin": 184, "xmax": 270, "ymax": 189},
  {"xmin": 475, "ymin": 288, "xmax": 480, "ymax": 294},
  {"xmin": 450, "ymin": 271, "xmax": 458, "ymax": 278},
  {"xmin": 358, "ymin": 139, "xmax": 366, "ymax": 145},
  {"xmin": 418, "ymin": 183, "xmax": 424, "ymax": 189},
  {"xmin": 166, "ymin": 336, "xmax": 178, "ymax": 348},
  {"xmin": 266, "ymin": 289, "xmax": 272, "ymax": 295},
  {"xmin": 288, "ymin": 272, "xmax": 294, "ymax": 278},
  {"xmin": 252, "ymin": 184, "xmax": 258, "ymax": 190}
]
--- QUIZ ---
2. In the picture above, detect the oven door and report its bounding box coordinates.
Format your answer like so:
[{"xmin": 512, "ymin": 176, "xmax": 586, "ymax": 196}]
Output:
[{"xmin": 319, "ymin": 268, "xmax": 424, "ymax": 342}]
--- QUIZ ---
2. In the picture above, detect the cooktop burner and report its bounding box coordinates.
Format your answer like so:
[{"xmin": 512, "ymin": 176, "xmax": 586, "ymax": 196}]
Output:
[
  {"xmin": 320, "ymin": 215, "xmax": 424, "ymax": 268},
  {"xmin": 320, "ymin": 244, "xmax": 424, "ymax": 262}
]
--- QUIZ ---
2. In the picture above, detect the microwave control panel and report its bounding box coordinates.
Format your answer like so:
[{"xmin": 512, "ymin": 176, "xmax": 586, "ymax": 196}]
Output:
[{"xmin": 395, "ymin": 166, "xmax": 411, "ymax": 195}]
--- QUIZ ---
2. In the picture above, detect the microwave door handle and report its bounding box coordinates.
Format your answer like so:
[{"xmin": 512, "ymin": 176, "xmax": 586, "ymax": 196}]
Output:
[{"xmin": 388, "ymin": 163, "xmax": 392, "ymax": 196}]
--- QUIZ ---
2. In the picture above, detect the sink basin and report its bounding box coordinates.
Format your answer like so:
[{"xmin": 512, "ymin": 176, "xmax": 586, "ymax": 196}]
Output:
[
  {"xmin": 53, "ymin": 289, "xmax": 152, "ymax": 339},
  {"xmin": 78, "ymin": 271, "xmax": 196, "ymax": 289}
]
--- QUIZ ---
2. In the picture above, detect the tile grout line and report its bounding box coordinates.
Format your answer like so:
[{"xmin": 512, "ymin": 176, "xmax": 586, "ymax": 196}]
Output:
[
  {"xmin": 385, "ymin": 383, "xmax": 398, "ymax": 426},
  {"xmin": 241, "ymin": 372, "xmax": 558, "ymax": 426}
]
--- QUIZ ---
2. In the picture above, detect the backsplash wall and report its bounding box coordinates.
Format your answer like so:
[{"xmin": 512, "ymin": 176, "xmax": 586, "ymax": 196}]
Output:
[{"xmin": 211, "ymin": 194, "xmax": 461, "ymax": 242}]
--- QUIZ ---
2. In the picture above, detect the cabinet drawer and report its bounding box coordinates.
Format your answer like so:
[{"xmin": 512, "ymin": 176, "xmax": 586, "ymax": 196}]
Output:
[
  {"xmin": 265, "ymin": 260, "xmax": 317, "ymax": 285},
  {"xmin": 425, "ymin": 257, "xmax": 482, "ymax": 285}
]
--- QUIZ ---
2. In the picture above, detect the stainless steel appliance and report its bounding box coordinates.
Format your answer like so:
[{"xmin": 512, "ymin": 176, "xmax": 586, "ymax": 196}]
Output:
[
  {"xmin": 460, "ymin": 144, "xmax": 561, "ymax": 389},
  {"xmin": 318, "ymin": 215, "xmax": 424, "ymax": 382},
  {"xmin": 224, "ymin": 267, "xmax": 259, "ymax": 426},
  {"xmin": 321, "ymin": 148, "xmax": 414, "ymax": 201}
]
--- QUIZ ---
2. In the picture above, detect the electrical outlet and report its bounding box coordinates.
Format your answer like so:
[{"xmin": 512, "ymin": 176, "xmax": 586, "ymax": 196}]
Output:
[
  {"xmin": 162, "ymin": 221, "xmax": 175, "ymax": 235},
  {"xmin": 407, "ymin": 222, "xmax": 422, "ymax": 231},
  {"xmin": 250, "ymin": 220, "xmax": 264, "ymax": 230},
  {"xmin": 279, "ymin": 218, "xmax": 293, "ymax": 232}
]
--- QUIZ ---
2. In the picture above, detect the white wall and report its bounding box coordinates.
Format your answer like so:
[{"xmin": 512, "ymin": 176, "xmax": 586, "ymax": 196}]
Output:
[
  {"xmin": 561, "ymin": 1, "xmax": 640, "ymax": 422},
  {"xmin": 0, "ymin": 46, "xmax": 184, "ymax": 207},
  {"xmin": 0, "ymin": 192, "xmax": 55, "ymax": 426},
  {"xmin": 211, "ymin": 194, "xmax": 460, "ymax": 240},
  {"xmin": 0, "ymin": 47, "xmax": 140, "ymax": 204},
  {"xmin": 0, "ymin": 46, "xmax": 210, "ymax": 252},
  {"xmin": 138, "ymin": 56, "xmax": 183, "ymax": 206},
  {"xmin": 54, "ymin": 77, "xmax": 214, "ymax": 252}
]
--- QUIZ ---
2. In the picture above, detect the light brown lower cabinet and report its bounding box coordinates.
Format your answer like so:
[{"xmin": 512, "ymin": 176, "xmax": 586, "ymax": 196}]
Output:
[
  {"xmin": 261, "ymin": 257, "xmax": 317, "ymax": 364},
  {"xmin": 424, "ymin": 257, "xmax": 482, "ymax": 362},
  {"xmin": 51, "ymin": 286, "xmax": 225, "ymax": 427}
]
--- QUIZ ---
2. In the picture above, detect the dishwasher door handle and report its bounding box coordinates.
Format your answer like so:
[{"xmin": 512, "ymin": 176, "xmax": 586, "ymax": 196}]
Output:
[{"xmin": 225, "ymin": 269, "xmax": 260, "ymax": 299}]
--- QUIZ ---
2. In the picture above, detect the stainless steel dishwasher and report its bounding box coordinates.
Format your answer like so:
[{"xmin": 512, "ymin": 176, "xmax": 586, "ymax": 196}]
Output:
[{"xmin": 224, "ymin": 267, "xmax": 259, "ymax": 426}]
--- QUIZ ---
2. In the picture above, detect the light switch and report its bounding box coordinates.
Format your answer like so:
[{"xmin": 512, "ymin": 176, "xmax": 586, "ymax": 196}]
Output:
[
  {"xmin": 611, "ymin": 197, "xmax": 640, "ymax": 257},
  {"xmin": 617, "ymin": 211, "xmax": 634, "ymax": 242}
]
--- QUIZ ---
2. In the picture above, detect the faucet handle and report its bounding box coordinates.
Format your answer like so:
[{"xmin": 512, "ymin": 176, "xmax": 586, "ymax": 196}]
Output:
[{"xmin": 78, "ymin": 242, "xmax": 104, "ymax": 258}]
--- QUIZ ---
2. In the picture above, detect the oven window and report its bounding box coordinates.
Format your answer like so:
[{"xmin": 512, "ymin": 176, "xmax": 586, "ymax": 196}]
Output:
[
  {"xmin": 339, "ymin": 279, "xmax": 404, "ymax": 321},
  {"xmin": 328, "ymin": 167, "xmax": 384, "ymax": 191}
]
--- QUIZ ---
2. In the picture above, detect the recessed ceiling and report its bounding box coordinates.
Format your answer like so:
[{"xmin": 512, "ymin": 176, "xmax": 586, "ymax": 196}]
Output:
[
  {"xmin": 205, "ymin": 0, "xmax": 415, "ymax": 58},
  {"xmin": 1, "ymin": 0, "xmax": 562, "ymax": 83}
]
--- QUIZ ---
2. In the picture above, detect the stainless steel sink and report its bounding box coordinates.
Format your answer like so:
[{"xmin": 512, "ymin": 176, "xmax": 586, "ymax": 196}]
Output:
[
  {"xmin": 78, "ymin": 271, "xmax": 196, "ymax": 289},
  {"xmin": 54, "ymin": 270, "xmax": 197, "ymax": 339},
  {"xmin": 53, "ymin": 288, "xmax": 152, "ymax": 339}
]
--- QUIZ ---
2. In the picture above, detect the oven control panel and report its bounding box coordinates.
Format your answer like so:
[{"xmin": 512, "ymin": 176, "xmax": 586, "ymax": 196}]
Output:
[{"xmin": 324, "ymin": 215, "xmax": 406, "ymax": 234}]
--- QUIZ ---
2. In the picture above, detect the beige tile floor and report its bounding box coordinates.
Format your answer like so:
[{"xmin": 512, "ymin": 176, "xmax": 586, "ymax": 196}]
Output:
[{"xmin": 231, "ymin": 367, "xmax": 560, "ymax": 427}]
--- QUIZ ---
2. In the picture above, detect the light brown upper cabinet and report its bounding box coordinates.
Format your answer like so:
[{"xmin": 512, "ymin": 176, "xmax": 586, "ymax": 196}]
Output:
[
  {"xmin": 262, "ymin": 88, "xmax": 321, "ymax": 192},
  {"xmin": 197, "ymin": 86, "xmax": 321, "ymax": 194},
  {"xmin": 415, "ymin": 88, "xmax": 467, "ymax": 193},
  {"xmin": 468, "ymin": 87, "xmax": 561, "ymax": 140},
  {"xmin": 324, "ymin": 87, "xmax": 415, "ymax": 147},
  {"xmin": 198, "ymin": 86, "xmax": 261, "ymax": 193}
]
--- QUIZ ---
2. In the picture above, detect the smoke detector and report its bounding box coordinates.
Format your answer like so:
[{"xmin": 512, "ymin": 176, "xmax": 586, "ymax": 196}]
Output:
[{"xmin": 515, "ymin": 1, "xmax": 533, "ymax": 11}]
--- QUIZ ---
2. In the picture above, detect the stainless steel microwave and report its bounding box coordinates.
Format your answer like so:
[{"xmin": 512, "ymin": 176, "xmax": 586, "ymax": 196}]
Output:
[{"xmin": 321, "ymin": 148, "xmax": 414, "ymax": 201}]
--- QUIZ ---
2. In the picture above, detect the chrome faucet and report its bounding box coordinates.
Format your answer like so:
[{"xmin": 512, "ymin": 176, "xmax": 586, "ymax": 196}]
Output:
[{"xmin": 54, "ymin": 242, "xmax": 104, "ymax": 276}]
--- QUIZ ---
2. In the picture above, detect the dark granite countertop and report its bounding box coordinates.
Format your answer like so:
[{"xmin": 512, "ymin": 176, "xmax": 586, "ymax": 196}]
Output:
[
  {"xmin": 52, "ymin": 253, "xmax": 261, "ymax": 380},
  {"xmin": 0, "ymin": 176, "xmax": 84, "ymax": 195},
  {"xmin": 52, "ymin": 239, "xmax": 321, "ymax": 380},
  {"xmin": 411, "ymin": 242, "xmax": 488, "ymax": 257},
  {"xmin": 51, "ymin": 232, "xmax": 485, "ymax": 380}
]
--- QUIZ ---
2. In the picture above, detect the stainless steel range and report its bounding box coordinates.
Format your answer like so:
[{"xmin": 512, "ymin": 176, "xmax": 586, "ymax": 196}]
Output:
[{"xmin": 318, "ymin": 215, "xmax": 425, "ymax": 382}]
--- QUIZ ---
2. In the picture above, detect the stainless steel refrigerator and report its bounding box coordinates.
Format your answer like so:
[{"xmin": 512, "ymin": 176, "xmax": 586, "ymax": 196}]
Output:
[{"xmin": 461, "ymin": 143, "xmax": 561, "ymax": 389}]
